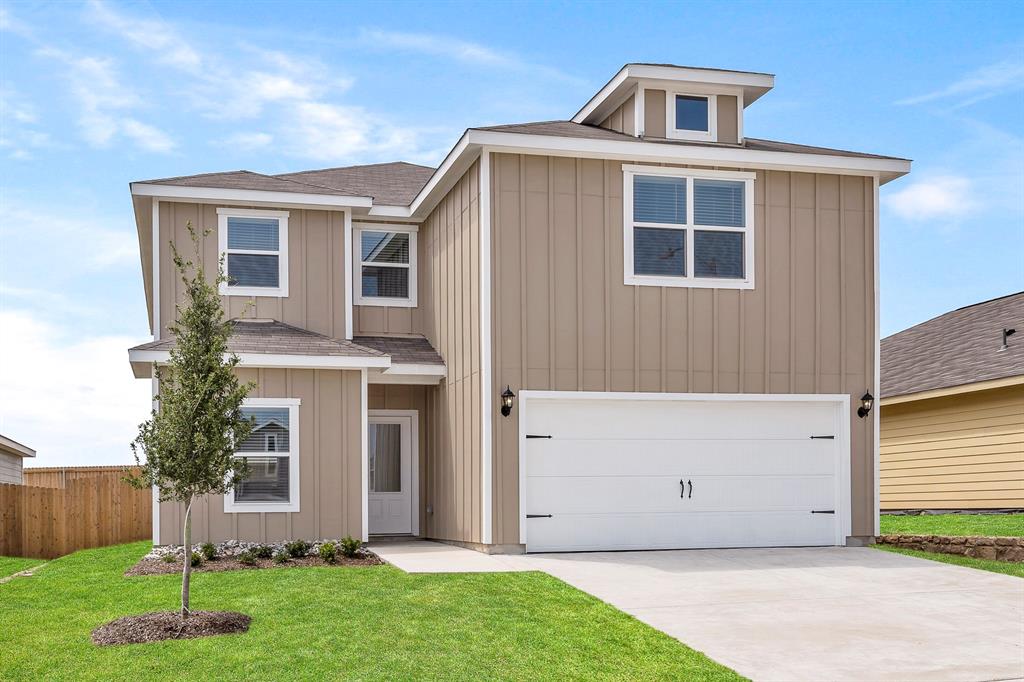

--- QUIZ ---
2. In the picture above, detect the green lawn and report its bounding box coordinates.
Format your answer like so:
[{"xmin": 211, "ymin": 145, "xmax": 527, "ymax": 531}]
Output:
[
  {"xmin": 0, "ymin": 542, "xmax": 743, "ymax": 681},
  {"xmin": 875, "ymin": 545, "xmax": 1024, "ymax": 579},
  {"xmin": 0, "ymin": 556, "xmax": 44, "ymax": 579},
  {"xmin": 879, "ymin": 513, "xmax": 1024, "ymax": 537}
]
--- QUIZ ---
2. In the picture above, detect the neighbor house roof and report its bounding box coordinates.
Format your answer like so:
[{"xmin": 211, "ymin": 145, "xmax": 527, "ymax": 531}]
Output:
[
  {"xmin": 353, "ymin": 335, "xmax": 445, "ymax": 365},
  {"xmin": 881, "ymin": 292, "xmax": 1024, "ymax": 399},
  {"xmin": 138, "ymin": 170, "xmax": 353, "ymax": 196},
  {"xmin": 276, "ymin": 162, "xmax": 435, "ymax": 206},
  {"xmin": 0, "ymin": 434, "xmax": 36, "ymax": 459},
  {"xmin": 130, "ymin": 320, "xmax": 386, "ymax": 359}
]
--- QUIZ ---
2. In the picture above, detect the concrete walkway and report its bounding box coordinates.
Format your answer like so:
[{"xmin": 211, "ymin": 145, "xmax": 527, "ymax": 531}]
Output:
[{"xmin": 373, "ymin": 540, "xmax": 1024, "ymax": 682}]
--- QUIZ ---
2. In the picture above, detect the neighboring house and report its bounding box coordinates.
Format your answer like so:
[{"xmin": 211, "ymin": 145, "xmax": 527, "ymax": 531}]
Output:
[
  {"xmin": 880, "ymin": 292, "xmax": 1024, "ymax": 511},
  {"xmin": 0, "ymin": 434, "xmax": 36, "ymax": 484},
  {"xmin": 127, "ymin": 63, "xmax": 911, "ymax": 552}
]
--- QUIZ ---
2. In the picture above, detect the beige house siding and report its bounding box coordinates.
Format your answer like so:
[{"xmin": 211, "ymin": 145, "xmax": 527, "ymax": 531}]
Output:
[
  {"xmin": 157, "ymin": 202, "xmax": 348, "ymax": 339},
  {"xmin": 158, "ymin": 367, "xmax": 363, "ymax": 544},
  {"xmin": 880, "ymin": 385, "xmax": 1024, "ymax": 509},
  {"xmin": 717, "ymin": 94, "xmax": 739, "ymax": 144},
  {"xmin": 489, "ymin": 153, "xmax": 877, "ymax": 544},
  {"xmin": 598, "ymin": 94, "xmax": 636, "ymax": 135},
  {"xmin": 0, "ymin": 452, "xmax": 23, "ymax": 485}
]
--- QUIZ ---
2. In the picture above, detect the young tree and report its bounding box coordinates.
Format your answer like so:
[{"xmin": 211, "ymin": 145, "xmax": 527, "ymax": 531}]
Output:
[{"xmin": 128, "ymin": 223, "xmax": 254, "ymax": 620}]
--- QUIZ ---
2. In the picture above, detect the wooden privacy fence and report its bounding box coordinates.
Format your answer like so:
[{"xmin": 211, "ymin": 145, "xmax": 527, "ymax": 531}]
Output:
[{"xmin": 0, "ymin": 467, "xmax": 151, "ymax": 559}]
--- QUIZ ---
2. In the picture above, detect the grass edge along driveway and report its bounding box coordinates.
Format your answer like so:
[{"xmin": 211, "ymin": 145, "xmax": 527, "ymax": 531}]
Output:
[{"xmin": 0, "ymin": 542, "xmax": 745, "ymax": 681}]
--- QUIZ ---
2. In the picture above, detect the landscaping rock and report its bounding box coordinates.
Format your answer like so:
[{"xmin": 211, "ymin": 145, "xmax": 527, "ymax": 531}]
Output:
[
  {"xmin": 92, "ymin": 611, "xmax": 250, "ymax": 646},
  {"xmin": 877, "ymin": 534, "xmax": 1024, "ymax": 562}
]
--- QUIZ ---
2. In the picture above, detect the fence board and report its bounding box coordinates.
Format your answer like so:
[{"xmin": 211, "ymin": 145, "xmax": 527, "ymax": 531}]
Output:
[{"xmin": 0, "ymin": 467, "xmax": 151, "ymax": 559}]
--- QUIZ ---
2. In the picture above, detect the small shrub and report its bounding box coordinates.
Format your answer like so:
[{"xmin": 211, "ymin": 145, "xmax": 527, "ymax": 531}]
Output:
[
  {"xmin": 318, "ymin": 542, "xmax": 337, "ymax": 564},
  {"xmin": 200, "ymin": 542, "xmax": 217, "ymax": 561},
  {"xmin": 272, "ymin": 550, "xmax": 290, "ymax": 564},
  {"xmin": 285, "ymin": 539, "xmax": 311, "ymax": 558},
  {"xmin": 340, "ymin": 536, "xmax": 361, "ymax": 559},
  {"xmin": 253, "ymin": 544, "xmax": 273, "ymax": 559},
  {"xmin": 161, "ymin": 553, "xmax": 177, "ymax": 564},
  {"xmin": 237, "ymin": 550, "xmax": 256, "ymax": 566},
  {"xmin": 190, "ymin": 552, "xmax": 203, "ymax": 568}
]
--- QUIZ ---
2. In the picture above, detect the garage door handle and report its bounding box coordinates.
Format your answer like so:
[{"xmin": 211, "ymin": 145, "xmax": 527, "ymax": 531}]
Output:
[
  {"xmin": 811, "ymin": 510, "xmax": 835, "ymax": 514},
  {"xmin": 526, "ymin": 514, "xmax": 553, "ymax": 519},
  {"xmin": 680, "ymin": 479, "xmax": 685, "ymax": 498},
  {"xmin": 687, "ymin": 479, "xmax": 692, "ymax": 499}
]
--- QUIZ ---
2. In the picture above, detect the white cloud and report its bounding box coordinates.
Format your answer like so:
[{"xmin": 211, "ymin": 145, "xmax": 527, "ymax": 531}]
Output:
[
  {"xmin": 883, "ymin": 175, "xmax": 976, "ymax": 221},
  {"xmin": 0, "ymin": 309, "xmax": 151, "ymax": 467},
  {"xmin": 121, "ymin": 118, "xmax": 175, "ymax": 153},
  {"xmin": 86, "ymin": 0, "xmax": 201, "ymax": 71},
  {"xmin": 899, "ymin": 59, "xmax": 1024, "ymax": 107},
  {"xmin": 37, "ymin": 47, "xmax": 174, "ymax": 152},
  {"xmin": 0, "ymin": 89, "xmax": 54, "ymax": 159},
  {"xmin": 1, "ymin": 202, "xmax": 138, "ymax": 270}
]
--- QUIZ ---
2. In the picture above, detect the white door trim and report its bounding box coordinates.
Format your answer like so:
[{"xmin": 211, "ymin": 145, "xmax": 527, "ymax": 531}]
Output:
[
  {"xmin": 368, "ymin": 409, "xmax": 420, "ymax": 536},
  {"xmin": 517, "ymin": 390, "xmax": 852, "ymax": 549}
]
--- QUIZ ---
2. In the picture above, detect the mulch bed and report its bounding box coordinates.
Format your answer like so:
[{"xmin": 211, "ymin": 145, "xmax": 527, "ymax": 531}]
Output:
[
  {"xmin": 92, "ymin": 611, "xmax": 250, "ymax": 646},
  {"xmin": 125, "ymin": 552, "xmax": 382, "ymax": 577}
]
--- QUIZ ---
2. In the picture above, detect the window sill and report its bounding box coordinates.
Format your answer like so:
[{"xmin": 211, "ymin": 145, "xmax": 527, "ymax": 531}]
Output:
[
  {"xmin": 355, "ymin": 296, "xmax": 417, "ymax": 308},
  {"xmin": 624, "ymin": 275, "xmax": 754, "ymax": 290},
  {"xmin": 665, "ymin": 129, "xmax": 716, "ymax": 142},
  {"xmin": 219, "ymin": 284, "xmax": 289, "ymax": 298},
  {"xmin": 223, "ymin": 501, "xmax": 300, "ymax": 514}
]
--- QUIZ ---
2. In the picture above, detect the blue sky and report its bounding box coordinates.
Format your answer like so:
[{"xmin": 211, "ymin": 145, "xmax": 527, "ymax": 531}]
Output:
[{"xmin": 1, "ymin": 0, "xmax": 1022, "ymax": 466}]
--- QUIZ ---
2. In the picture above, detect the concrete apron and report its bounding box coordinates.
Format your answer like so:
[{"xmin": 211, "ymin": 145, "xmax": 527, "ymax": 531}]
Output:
[{"xmin": 375, "ymin": 541, "xmax": 1024, "ymax": 682}]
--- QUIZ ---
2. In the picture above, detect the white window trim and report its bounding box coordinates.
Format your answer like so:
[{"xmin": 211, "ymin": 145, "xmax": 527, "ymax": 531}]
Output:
[
  {"xmin": 225, "ymin": 397, "xmax": 300, "ymax": 513},
  {"xmin": 622, "ymin": 164, "xmax": 755, "ymax": 290},
  {"xmin": 665, "ymin": 92, "xmax": 718, "ymax": 142},
  {"xmin": 217, "ymin": 207, "xmax": 290, "ymax": 298},
  {"xmin": 353, "ymin": 222, "xmax": 418, "ymax": 308}
]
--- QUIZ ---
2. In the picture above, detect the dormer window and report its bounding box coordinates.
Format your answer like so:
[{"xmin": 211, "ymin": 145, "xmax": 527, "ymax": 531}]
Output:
[{"xmin": 667, "ymin": 93, "xmax": 717, "ymax": 141}]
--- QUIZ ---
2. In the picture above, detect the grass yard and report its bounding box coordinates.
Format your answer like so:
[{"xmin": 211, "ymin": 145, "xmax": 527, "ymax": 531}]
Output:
[
  {"xmin": 0, "ymin": 542, "xmax": 743, "ymax": 681},
  {"xmin": 0, "ymin": 556, "xmax": 44, "ymax": 579},
  {"xmin": 879, "ymin": 513, "xmax": 1024, "ymax": 537},
  {"xmin": 875, "ymin": 545, "xmax": 1024, "ymax": 578}
]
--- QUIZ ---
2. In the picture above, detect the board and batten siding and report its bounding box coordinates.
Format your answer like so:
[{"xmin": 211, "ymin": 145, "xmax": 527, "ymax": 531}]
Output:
[
  {"xmin": 157, "ymin": 202, "xmax": 348, "ymax": 339},
  {"xmin": 598, "ymin": 94, "xmax": 636, "ymax": 136},
  {"xmin": 880, "ymin": 385, "xmax": 1024, "ymax": 510},
  {"xmin": 158, "ymin": 367, "xmax": 363, "ymax": 544},
  {"xmin": 489, "ymin": 153, "xmax": 877, "ymax": 545},
  {"xmin": 0, "ymin": 452, "xmax": 23, "ymax": 485},
  {"xmin": 355, "ymin": 162, "xmax": 484, "ymax": 543}
]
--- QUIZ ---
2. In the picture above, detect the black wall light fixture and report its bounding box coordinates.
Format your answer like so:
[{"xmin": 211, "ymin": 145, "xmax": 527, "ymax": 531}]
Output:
[
  {"xmin": 500, "ymin": 386, "xmax": 516, "ymax": 417},
  {"xmin": 857, "ymin": 391, "xmax": 874, "ymax": 418}
]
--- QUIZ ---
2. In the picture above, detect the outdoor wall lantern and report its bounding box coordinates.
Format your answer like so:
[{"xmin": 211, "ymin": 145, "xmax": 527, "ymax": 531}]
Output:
[
  {"xmin": 500, "ymin": 386, "xmax": 516, "ymax": 417},
  {"xmin": 857, "ymin": 391, "xmax": 874, "ymax": 419}
]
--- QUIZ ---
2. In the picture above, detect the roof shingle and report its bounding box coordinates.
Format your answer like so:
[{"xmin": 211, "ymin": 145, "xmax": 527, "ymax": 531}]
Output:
[
  {"xmin": 881, "ymin": 292, "xmax": 1024, "ymax": 398},
  {"xmin": 131, "ymin": 320, "xmax": 386, "ymax": 358},
  {"xmin": 353, "ymin": 335, "xmax": 444, "ymax": 365}
]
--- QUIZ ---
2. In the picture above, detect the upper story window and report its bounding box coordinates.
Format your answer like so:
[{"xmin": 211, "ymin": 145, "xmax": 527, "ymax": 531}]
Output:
[
  {"xmin": 666, "ymin": 93, "xmax": 717, "ymax": 141},
  {"xmin": 354, "ymin": 223, "xmax": 418, "ymax": 308},
  {"xmin": 217, "ymin": 208, "xmax": 289, "ymax": 297},
  {"xmin": 225, "ymin": 398, "xmax": 300, "ymax": 513},
  {"xmin": 622, "ymin": 165, "xmax": 754, "ymax": 290}
]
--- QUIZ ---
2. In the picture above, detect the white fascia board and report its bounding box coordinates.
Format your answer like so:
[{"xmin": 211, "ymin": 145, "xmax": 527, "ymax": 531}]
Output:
[
  {"xmin": 130, "ymin": 183, "xmax": 373, "ymax": 209},
  {"xmin": 465, "ymin": 129, "xmax": 911, "ymax": 182},
  {"xmin": 371, "ymin": 131, "xmax": 477, "ymax": 221},
  {"xmin": 382, "ymin": 363, "xmax": 446, "ymax": 376},
  {"xmin": 572, "ymin": 65, "xmax": 633, "ymax": 124},
  {"xmin": 369, "ymin": 372, "xmax": 444, "ymax": 385},
  {"xmin": 0, "ymin": 434, "xmax": 36, "ymax": 458},
  {"xmin": 128, "ymin": 349, "xmax": 391, "ymax": 370}
]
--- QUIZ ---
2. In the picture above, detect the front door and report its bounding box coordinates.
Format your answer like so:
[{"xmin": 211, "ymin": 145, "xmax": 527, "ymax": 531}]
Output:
[{"xmin": 368, "ymin": 413, "xmax": 413, "ymax": 535}]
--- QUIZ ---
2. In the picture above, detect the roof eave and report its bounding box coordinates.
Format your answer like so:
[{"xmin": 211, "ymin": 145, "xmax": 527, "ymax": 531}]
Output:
[
  {"xmin": 881, "ymin": 374, "xmax": 1024, "ymax": 405},
  {"xmin": 130, "ymin": 182, "xmax": 374, "ymax": 209},
  {"xmin": 129, "ymin": 349, "xmax": 391, "ymax": 378}
]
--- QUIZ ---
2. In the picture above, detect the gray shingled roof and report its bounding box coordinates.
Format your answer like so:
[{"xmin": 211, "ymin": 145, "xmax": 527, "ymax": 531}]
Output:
[
  {"xmin": 131, "ymin": 320, "xmax": 386, "ymax": 358},
  {"xmin": 138, "ymin": 170, "xmax": 354, "ymax": 196},
  {"xmin": 473, "ymin": 121, "xmax": 908, "ymax": 160},
  {"xmin": 353, "ymin": 335, "xmax": 444, "ymax": 365},
  {"xmin": 881, "ymin": 292, "xmax": 1024, "ymax": 399},
  {"xmin": 276, "ymin": 162, "xmax": 435, "ymax": 206}
]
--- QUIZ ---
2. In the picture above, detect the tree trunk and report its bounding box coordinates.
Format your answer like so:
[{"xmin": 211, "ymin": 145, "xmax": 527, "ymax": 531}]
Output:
[{"xmin": 181, "ymin": 496, "xmax": 193, "ymax": 621}]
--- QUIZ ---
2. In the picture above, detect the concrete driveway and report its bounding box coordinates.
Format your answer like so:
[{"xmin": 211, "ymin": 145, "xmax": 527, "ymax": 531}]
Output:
[
  {"xmin": 513, "ymin": 547, "xmax": 1024, "ymax": 682},
  {"xmin": 374, "ymin": 541, "xmax": 1024, "ymax": 681}
]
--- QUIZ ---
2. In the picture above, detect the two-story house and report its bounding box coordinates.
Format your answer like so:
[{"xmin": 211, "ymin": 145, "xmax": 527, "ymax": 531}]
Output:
[{"xmin": 128, "ymin": 64, "xmax": 910, "ymax": 553}]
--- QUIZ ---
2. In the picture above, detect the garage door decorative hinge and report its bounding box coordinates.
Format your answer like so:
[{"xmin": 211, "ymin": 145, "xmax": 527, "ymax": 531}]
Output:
[
  {"xmin": 526, "ymin": 434, "xmax": 553, "ymax": 439},
  {"xmin": 526, "ymin": 514, "xmax": 553, "ymax": 518},
  {"xmin": 809, "ymin": 435, "xmax": 835, "ymax": 439}
]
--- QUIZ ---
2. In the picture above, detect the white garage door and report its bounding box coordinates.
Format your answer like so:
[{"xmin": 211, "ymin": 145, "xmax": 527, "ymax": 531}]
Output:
[{"xmin": 521, "ymin": 393, "xmax": 849, "ymax": 553}]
